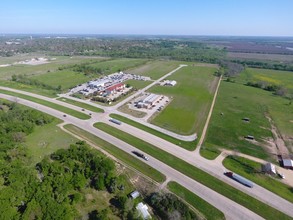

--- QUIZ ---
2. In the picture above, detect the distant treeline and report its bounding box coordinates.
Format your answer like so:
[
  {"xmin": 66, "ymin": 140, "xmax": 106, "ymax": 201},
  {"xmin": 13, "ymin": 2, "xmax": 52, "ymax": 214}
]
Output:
[
  {"xmin": 232, "ymin": 60, "xmax": 293, "ymax": 71},
  {"xmin": 0, "ymin": 38, "xmax": 225, "ymax": 63}
]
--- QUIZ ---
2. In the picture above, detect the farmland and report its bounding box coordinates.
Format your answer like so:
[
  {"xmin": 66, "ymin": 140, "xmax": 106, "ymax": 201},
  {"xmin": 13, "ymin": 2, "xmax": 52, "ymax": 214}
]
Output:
[
  {"xmin": 148, "ymin": 65, "xmax": 219, "ymax": 135},
  {"xmin": 202, "ymin": 69, "xmax": 293, "ymax": 160},
  {"xmin": 127, "ymin": 60, "xmax": 183, "ymax": 79}
]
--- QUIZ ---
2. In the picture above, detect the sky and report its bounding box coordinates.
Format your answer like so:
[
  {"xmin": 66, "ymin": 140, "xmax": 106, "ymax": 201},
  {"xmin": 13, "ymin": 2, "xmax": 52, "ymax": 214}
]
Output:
[{"xmin": 0, "ymin": 0, "xmax": 292, "ymax": 36}]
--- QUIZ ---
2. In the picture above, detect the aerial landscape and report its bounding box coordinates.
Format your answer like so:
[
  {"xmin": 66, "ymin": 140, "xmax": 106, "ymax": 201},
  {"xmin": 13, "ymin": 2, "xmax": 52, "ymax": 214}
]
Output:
[{"xmin": 0, "ymin": 0, "xmax": 293, "ymax": 219}]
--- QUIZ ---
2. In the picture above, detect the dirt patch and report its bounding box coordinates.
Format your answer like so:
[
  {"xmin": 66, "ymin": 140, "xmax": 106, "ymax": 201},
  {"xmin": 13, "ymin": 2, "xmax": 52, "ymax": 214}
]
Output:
[{"xmin": 266, "ymin": 115, "xmax": 290, "ymax": 158}]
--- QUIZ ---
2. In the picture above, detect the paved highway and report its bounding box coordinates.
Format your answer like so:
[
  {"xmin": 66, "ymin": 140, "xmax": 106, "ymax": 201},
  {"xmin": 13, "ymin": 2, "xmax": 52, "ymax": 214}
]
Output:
[{"xmin": 0, "ymin": 93, "xmax": 264, "ymax": 220}]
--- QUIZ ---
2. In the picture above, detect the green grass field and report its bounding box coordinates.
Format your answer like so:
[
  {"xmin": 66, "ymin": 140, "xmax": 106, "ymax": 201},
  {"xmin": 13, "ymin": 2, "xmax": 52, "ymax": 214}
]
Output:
[
  {"xmin": 127, "ymin": 60, "xmax": 183, "ymax": 79},
  {"xmin": 149, "ymin": 65, "xmax": 219, "ymax": 135},
  {"xmin": 64, "ymin": 124, "xmax": 165, "ymax": 183},
  {"xmin": 110, "ymin": 114, "xmax": 196, "ymax": 150},
  {"xmin": 94, "ymin": 122, "xmax": 291, "ymax": 220},
  {"xmin": 0, "ymin": 89, "xmax": 90, "ymax": 119},
  {"xmin": 57, "ymin": 97, "xmax": 104, "ymax": 113},
  {"xmin": 238, "ymin": 68, "xmax": 293, "ymax": 91},
  {"xmin": 202, "ymin": 73, "xmax": 293, "ymax": 160},
  {"xmin": 223, "ymin": 155, "xmax": 293, "ymax": 203},
  {"xmin": 124, "ymin": 79, "xmax": 152, "ymax": 89},
  {"xmin": 31, "ymin": 70, "xmax": 91, "ymax": 92},
  {"xmin": 168, "ymin": 182, "xmax": 225, "ymax": 220},
  {"xmin": 89, "ymin": 58, "xmax": 148, "ymax": 74},
  {"xmin": 25, "ymin": 118, "xmax": 78, "ymax": 164}
]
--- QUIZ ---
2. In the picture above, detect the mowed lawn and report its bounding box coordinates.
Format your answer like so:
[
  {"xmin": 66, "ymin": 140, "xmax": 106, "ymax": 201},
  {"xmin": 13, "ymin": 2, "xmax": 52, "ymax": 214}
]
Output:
[
  {"xmin": 124, "ymin": 79, "xmax": 152, "ymax": 89},
  {"xmin": 127, "ymin": 60, "xmax": 183, "ymax": 79},
  {"xmin": 149, "ymin": 65, "xmax": 219, "ymax": 135},
  {"xmin": 31, "ymin": 70, "xmax": 91, "ymax": 91},
  {"xmin": 202, "ymin": 80, "xmax": 293, "ymax": 160}
]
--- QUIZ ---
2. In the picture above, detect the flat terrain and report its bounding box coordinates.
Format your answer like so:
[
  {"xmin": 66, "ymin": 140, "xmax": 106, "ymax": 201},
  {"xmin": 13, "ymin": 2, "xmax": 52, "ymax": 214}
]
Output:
[
  {"xmin": 202, "ymin": 70, "xmax": 293, "ymax": 159},
  {"xmin": 148, "ymin": 65, "xmax": 219, "ymax": 135},
  {"xmin": 25, "ymin": 119, "xmax": 78, "ymax": 164},
  {"xmin": 228, "ymin": 52, "xmax": 293, "ymax": 62},
  {"xmin": 31, "ymin": 70, "xmax": 91, "ymax": 91},
  {"xmin": 89, "ymin": 58, "xmax": 148, "ymax": 74},
  {"xmin": 239, "ymin": 68, "xmax": 293, "ymax": 91},
  {"xmin": 127, "ymin": 60, "xmax": 183, "ymax": 79},
  {"xmin": 124, "ymin": 79, "xmax": 152, "ymax": 89}
]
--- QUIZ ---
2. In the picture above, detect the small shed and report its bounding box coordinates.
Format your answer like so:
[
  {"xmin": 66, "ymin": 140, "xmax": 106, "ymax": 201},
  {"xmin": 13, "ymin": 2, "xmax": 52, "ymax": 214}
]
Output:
[
  {"xmin": 242, "ymin": 117, "xmax": 250, "ymax": 122},
  {"xmin": 129, "ymin": 190, "xmax": 140, "ymax": 199},
  {"xmin": 282, "ymin": 159, "xmax": 293, "ymax": 169},
  {"xmin": 263, "ymin": 163, "xmax": 276, "ymax": 175},
  {"xmin": 136, "ymin": 202, "xmax": 151, "ymax": 219}
]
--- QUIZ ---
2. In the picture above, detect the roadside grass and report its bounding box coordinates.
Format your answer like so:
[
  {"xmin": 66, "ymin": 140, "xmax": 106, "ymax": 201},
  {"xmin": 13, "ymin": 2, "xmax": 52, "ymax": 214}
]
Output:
[
  {"xmin": 110, "ymin": 114, "xmax": 196, "ymax": 150},
  {"xmin": 94, "ymin": 122, "xmax": 291, "ymax": 220},
  {"xmin": 117, "ymin": 105, "xmax": 147, "ymax": 118},
  {"xmin": 89, "ymin": 58, "xmax": 148, "ymax": 74},
  {"xmin": 223, "ymin": 155, "xmax": 293, "ymax": 203},
  {"xmin": 57, "ymin": 97, "xmax": 104, "ymax": 113},
  {"xmin": 25, "ymin": 118, "xmax": 78, "ymax": 164},
  {"xmin": 127, "ymin": 60, "xmax": 183, "ymax": 79},
  {"xmin": 148, "ymin": 65, "xmax": 219, "ymax": 135},
  {"xmin": 31, "ymin": 70, "xmax": 91, "ymax": 92},
  {"xmin": 0, "ymin": 80, "xmax": 57, "ymax": 97},
  {"xmin": 64, "ymin": 124, "xmax": 165, "ymax": 183},
  {"xmin": 168, "ymin": 182, "xmax": 225, "ymax": 220},
  {"xmin": 202, "ymin": 79, "xmax": 293, "ymax": 160},
  {"xmin": 0, "ymin": 89, "xmax": 90, "ymax": 119}
]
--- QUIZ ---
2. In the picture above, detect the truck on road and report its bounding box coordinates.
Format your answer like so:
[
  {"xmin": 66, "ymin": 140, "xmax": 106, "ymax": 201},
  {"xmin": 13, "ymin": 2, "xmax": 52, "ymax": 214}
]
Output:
[
  {"xmin": 132, "ymin": 151, "xmax": 149, "ymax": 161},
  {"xmin": 109, "ymin": 118, "xmax": 122, "ymax": 125},
  {"xmin": 225, "ymin": 171, "xmax": 254, "ymax": 188}
]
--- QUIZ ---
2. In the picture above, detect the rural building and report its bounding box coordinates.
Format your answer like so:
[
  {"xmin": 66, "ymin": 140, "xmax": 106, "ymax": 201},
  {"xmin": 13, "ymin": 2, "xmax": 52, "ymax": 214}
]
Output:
[
  {"xmin": 136, "ymin": 202, "xmax": 151, "ymax": 219},
  {"xmin": 242, "ymin": 117, "xmax": 250, "ymax": 122},
  {"xmin": 135, "ymin": 93, "xmax": 160, "ymax": 109},
  {"xmin": 129, "ymin": 190, "xmax": 140, "ymax": 199},
  {"xmin": 105, "ymin": 83, "xmax": 125, "ymax": 94},
  {"xmin": 263, "ymin": 163, "xmax": 276, "ymax": 175},
  {"xmin": 88, "ymin": 79, "xmax": 110, "ymax": 89},
  {"xmin": 245, "ymin": 135, "xmax": 255, "ymax": 140},
  {"xmin": 164, "ymin": 80, "xmax": 177, "ymax": 86},
  {"xmin": 282, "ymin": 159, "xmax": 293, "ymax": 169}
]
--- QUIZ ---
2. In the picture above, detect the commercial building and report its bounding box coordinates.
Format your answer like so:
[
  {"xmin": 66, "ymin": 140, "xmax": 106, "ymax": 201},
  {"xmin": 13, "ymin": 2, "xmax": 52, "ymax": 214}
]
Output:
[
  {"xmin": 135, "ymin": 93, "xmax": 160, "ymax": 109},
  {"xmin": 105, "ymin": 83, "xmax": 125, "ymax": 94},
  {"xmin": 263, "ymin": 163, "xmax": 276, "ymax": 175}
]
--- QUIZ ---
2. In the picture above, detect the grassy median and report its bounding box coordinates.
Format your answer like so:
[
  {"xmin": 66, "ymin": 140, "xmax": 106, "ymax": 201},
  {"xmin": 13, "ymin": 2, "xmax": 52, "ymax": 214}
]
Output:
[
  {"xmin": 168, "ymin": 182, "xmax": 225, "ymax": 220},
  {"xmin": 0, "ymin": 89, "xmax": 90, "ymax": 119},
  {"xmin": 110, "ymin": 113, "xmax": 196, "ymax": 150},
  {"xmin": 57, "ymin": 97, "xmax": 104, "ymax": 113},
  {"xmin": 94, "ymin": 122, "xmax": 291, "ymax": 220}
]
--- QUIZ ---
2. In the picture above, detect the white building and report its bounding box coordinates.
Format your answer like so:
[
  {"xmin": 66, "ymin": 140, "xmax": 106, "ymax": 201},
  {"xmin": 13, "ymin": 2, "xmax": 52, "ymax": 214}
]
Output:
[
  {"xmin": 136, "ymin": 202, "xmax": 151, "ymax": 219},
  {"xmin": 164, "ymin": 80, "xmax": 177, "ymax": 86},
  {"xmin": 88, "ymin": 79, "xmax": 110, "ymax": 88},
  {"xmin": 263, "ymin": 163, "xmax": 276, "ymax": 174}
]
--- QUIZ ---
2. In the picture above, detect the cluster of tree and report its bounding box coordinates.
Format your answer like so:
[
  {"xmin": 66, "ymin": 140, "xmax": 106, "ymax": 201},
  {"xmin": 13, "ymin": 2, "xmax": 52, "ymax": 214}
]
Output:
[
  {"xmin": 11, "ymin": 74, "xmax": 62, "ymax": 91},
  {"xmin": 219, "ymin": 61, "xmax": 244, "ymax": 77},
  {"xmin": 232, "ymin": 60, "xmax": 293, "ymax": 71},
  {"xmin": 0, "ymin": 37, "xmax": 225, "ymax": 63},
  {"xmin": 147, "ymin": 192, "xmax": 198, "ymax": 220}
]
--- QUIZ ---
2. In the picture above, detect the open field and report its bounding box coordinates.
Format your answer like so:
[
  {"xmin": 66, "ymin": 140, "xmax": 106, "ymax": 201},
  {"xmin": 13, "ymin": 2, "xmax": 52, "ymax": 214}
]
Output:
[
  {"xmin": 124, "ymin": 79, "xmax": 152, "ymax": 89},
  {"xmin": 127, "ymin": 60, "xmax": 183, "ymax": 79},
  {"xmin": 0, "ymin": 89, "xmax": 90, "ymax": 119},
  {"xmin": 148, "ymin": 65, "xmax": 219, "ymax": 135},
  {"xmin": 31, "ymin": 70, "xmax": 91, "ymax": 92},
  {"xmin": 89, "ymin": 58, "xmax": 148, "ymax": 74},
  {"xmin": 228, "ymin": 52, "xmax": 293, "ymax": 62},
  {"xmin": 168, "ymin": 182, "xmax": 225, "ymax": 220},
  {"xmin": 57, "ymin": 97, "xmax": 104, "ymax": 113},
  {"xmin": 64, "ymin": 124, "xmax": 165, "ymax": 183},
  {"xmin": 223, "ymin": 155, "xmax": 293, "ymax": 203},
  {"xmin": 110, "ymin": 113, "xmax": 196, "ymax": 150},
  {"xmin": 238, "ymin": 68, "xmax": 293, "ymax": 91},
  {"xmin": 94, "ymin": 122, "xmax": 291, "ymax": 220},
  {"xmin": 25, "ymin": 118, "xmax": 78, "ymax": 164},
  {"xmin": 0, "ymin": 56, "xmax": 108, "ymax": 80}
]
